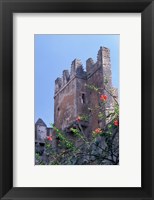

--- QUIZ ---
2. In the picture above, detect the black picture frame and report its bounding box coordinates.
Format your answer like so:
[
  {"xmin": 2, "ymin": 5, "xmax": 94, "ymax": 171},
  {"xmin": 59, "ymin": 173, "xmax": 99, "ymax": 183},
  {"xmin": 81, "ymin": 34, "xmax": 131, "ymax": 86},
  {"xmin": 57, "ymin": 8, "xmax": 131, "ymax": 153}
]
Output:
[{"xmin": 0, "ymin": 0, "xmax": 154, "ymax": 199}]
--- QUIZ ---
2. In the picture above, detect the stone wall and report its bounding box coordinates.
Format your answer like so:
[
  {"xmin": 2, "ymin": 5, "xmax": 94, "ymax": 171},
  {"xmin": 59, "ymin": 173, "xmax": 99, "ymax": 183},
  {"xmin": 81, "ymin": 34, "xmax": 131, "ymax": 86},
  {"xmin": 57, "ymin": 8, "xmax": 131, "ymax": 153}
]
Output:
[
  {"xmin": 35, "ymin": 118, "xmax": 53, "ymax": 155},
  {"xmin": 35, "ymin": 46, "xmax": 119, "ymax": 164},
  {"xmin": 54, "ymin": 46, "xmax": 118, "ymax": 145}
]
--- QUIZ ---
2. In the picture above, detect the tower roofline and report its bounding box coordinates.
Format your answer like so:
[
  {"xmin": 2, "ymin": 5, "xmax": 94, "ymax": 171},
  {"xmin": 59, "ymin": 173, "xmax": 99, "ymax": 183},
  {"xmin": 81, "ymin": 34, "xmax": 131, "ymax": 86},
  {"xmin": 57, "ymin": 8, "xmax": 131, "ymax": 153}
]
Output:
[
  {"xmin": 54, "ymin": 46, "xmax": 111, "ymax": 94},
  {"xmin": 35, "ymin": 118, "xmax": 47, "ymax": 127}
]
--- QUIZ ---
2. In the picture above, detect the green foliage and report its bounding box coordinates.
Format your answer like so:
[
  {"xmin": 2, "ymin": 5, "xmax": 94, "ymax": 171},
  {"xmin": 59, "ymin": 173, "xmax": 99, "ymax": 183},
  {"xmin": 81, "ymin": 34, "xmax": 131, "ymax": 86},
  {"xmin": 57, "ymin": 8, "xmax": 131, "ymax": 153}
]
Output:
[
  {"xmin": 80, "ymin": 114, "xmax": 89, "ymax": 122},
  {"xmin": 37, "ymin": 79, "xmax": 119, "ymax": 165},
  {"xmin": 86, "ymin": 84, "xmax": 99, "ymax": 92},
  {"xmin": 98, "ymin": 112, "xmax": 105, "ymax": 120},
  {"xmin": 114, "ymin": 104, "xmax": 119, "ymax": 116}
]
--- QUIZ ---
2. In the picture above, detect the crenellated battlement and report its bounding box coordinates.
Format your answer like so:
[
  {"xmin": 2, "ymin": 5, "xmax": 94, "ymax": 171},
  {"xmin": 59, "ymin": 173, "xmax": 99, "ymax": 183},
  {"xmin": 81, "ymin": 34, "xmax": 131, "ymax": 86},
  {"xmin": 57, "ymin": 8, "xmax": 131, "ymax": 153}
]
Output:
[
  {"xmin": 86, "ymin": 58, "xmax": 94, "ymax": 74},
  {"xmin": 62, "ymin": 70, "xmax": 70, "ymax": 86},
  {"xmin": 54, "ymin": 46, "xmax": 118, "ymax": 135},
  {"xmin": 55, "ymin": 77, "xmax": 62, "ymax": 93},
  {"xmin": 54, "ymin": 46, "xmax": 111, "ymax": 94},
  {"xmin": 55, "ymin": 59, "xmax": 87, "ymax": 94}
]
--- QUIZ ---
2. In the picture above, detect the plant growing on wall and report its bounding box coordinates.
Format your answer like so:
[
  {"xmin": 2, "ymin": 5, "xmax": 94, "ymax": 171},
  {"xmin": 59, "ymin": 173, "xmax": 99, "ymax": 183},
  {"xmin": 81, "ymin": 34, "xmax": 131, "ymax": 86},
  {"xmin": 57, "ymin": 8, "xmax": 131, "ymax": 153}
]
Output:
[{"xmin": 35, "ymin": 79, "xmax": 119, "ymax": 165}]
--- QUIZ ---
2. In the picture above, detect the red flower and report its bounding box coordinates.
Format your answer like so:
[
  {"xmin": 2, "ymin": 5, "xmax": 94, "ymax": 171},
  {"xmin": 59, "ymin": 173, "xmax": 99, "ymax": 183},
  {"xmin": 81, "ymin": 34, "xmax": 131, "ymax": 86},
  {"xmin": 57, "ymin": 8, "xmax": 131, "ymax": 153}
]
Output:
[
  {"xmin": 100, "ymin": 94, "xmax": 108, "ymax": 101},
  {"xmin": 47, "ymin": 136, "xmax": 52, "ymax": 141},
  {"xmin": 114, "ymin": 120, "xmax": 119, "ymax": 126},
  {"xmin": 94, "ymin": 128, "xmax": 102, "ymax": 134},
  {"xmin": 76, "ymin": 116, "xmax": 81, "ymax": 122}
]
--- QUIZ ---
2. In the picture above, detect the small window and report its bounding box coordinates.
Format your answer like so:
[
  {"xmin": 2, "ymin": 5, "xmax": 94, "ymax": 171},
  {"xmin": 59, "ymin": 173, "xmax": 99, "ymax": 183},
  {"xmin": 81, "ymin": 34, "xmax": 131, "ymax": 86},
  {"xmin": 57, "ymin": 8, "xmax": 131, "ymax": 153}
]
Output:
[
  {"xmin": 81, "ymin": 93, "xmax": 85, "ymax": 104},
  {"xmin": 58, "ymin": 107, "xmax": 60, "ymax": 111}
]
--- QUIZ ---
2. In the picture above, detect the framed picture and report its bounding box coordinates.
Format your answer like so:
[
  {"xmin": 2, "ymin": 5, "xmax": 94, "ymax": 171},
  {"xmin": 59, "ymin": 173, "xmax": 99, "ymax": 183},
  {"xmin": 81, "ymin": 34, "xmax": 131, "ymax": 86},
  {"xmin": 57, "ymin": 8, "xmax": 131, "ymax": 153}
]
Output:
[{"xmin": 0, "ymin": 0, "xmax": 154, "ymax": 199}]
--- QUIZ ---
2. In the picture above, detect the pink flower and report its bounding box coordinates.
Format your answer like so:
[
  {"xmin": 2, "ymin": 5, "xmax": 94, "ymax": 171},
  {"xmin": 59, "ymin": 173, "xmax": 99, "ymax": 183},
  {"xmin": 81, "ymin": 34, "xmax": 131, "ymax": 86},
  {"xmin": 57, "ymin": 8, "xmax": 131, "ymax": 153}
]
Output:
[
  {"xmin": 114, "ymin": 120, "xmax": 119, "ymax": 126},
  {"xmin": 76, "ymin": 116, "xmax": 81, "ymax": 122},
  {"xmin": 100, "ymin": 95, "xmax": 108, "ymax": 101},
  {"xmin": 94, "ymin": 128, "xmax": 102, "ymax": 134},
  {"xmin": 47, "ymin": 136, "xmax": 52, "ymax": 141}
]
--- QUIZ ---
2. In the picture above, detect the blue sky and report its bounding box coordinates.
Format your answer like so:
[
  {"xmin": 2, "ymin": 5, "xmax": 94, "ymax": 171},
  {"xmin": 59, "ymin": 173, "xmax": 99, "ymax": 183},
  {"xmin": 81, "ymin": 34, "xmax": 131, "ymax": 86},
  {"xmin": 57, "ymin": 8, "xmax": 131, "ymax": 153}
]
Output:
[{"xmin": 35, "ymin": 34, "xmax": 119, "ymax": 127}]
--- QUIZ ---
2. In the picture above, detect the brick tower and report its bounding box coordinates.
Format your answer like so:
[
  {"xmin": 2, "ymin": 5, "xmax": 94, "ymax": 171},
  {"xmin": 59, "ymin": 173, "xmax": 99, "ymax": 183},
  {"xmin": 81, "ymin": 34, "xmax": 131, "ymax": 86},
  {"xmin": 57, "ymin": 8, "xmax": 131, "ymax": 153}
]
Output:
[{"xmin": 54, "ymin": 47, "xmax": 117, "ymax": 137}]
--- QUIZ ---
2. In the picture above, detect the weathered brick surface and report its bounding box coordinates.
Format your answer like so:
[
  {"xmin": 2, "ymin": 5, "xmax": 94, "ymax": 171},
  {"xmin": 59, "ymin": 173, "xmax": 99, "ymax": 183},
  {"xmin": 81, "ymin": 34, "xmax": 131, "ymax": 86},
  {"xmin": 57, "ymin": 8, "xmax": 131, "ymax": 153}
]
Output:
[
  {"xmin": 35, "ymin": 47, "xmax": 119, "ymax": 164},
  {"xmin": 54, "ymin": 46, "xmax": 118, "ymax": 145}
]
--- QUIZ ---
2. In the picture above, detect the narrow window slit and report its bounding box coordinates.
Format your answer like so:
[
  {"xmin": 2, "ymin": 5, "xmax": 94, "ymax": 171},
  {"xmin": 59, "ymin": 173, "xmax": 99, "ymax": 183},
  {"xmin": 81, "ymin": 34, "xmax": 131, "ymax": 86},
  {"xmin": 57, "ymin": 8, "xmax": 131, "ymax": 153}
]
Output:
[{"xmin": 81, "ymin": 93, "xmax": 85, "ymax": 104}]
